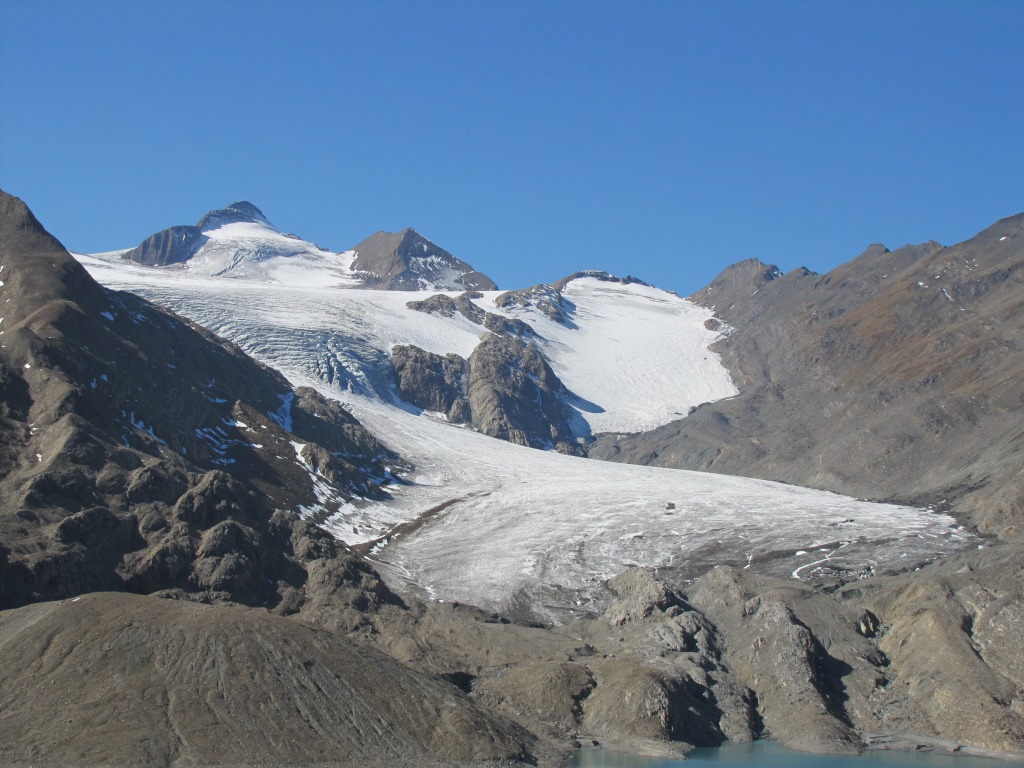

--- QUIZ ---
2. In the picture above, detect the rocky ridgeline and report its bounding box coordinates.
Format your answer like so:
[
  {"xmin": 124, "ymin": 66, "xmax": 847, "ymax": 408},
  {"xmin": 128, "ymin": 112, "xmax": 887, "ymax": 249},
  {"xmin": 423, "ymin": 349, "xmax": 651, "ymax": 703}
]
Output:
[{"xmin": 593, "ymin": 214, "xmax": 1024, "ymax": 539}]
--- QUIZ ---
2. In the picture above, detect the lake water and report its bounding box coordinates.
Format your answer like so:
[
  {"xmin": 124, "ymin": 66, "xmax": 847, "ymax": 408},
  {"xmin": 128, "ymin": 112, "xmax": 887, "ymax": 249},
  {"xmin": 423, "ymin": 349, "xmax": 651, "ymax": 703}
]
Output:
[{"xmin": 572, "ymin": 741, "xmax": 1017, "ymax": 767}]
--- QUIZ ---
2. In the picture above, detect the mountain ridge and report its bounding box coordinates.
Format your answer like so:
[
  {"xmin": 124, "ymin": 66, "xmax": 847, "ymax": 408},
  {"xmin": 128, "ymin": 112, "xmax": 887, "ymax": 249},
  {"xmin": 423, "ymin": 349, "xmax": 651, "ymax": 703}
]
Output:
[
  {"xmin": 115, "ymin": 203, "xmax": 498, "ymax": 291},
  {"xmin": 592, "ymin": 211, "xmax": 1024, "ymax": 538}
]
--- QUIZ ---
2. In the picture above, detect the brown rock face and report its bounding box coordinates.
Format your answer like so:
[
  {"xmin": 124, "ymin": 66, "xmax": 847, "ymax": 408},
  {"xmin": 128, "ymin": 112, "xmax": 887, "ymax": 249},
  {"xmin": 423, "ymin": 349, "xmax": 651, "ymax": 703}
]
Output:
[
  {"xmin": 351, "ymin": 228, "xmax": 497, "ymax": 291},
  {"xmin": 392, "ymin": 344, "xmax": 469, "ymax": 421},
  {"xmin": 467, "ymin": 334, "xmax": 585, "ymax": 455},
  {"xmin": 392, "ymin": 332, "xmax": 587, "ymax": 456}
]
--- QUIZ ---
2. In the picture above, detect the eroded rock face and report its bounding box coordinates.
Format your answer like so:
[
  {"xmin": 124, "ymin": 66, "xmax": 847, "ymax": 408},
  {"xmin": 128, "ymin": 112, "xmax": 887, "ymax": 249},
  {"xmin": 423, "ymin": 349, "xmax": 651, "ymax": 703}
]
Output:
[
  {"xmin": 398, "ymin": 562, "xmax": 1024, "ymax": 759},
  {"xmin": 467, "ymin": 334, "xmax": 585, "ymax": 455},
  {"xmin": 852, "ymin": 547, "xmax": 1024, "ymax": 752},
  {"xmin": 392, "ymin": 345, "xmax": 469, "ymax": 421},
  {"xmin": 391, "ymin": 334, "xmax": 587, "ymax": 455}
]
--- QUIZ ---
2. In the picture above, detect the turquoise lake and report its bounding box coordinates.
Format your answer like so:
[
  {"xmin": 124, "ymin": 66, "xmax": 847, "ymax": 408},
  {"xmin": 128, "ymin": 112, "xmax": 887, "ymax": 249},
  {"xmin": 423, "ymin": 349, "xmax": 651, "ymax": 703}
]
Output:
[{"xmin": 572, "ymin": 741, "xmax": 1018, "ymax": 767}]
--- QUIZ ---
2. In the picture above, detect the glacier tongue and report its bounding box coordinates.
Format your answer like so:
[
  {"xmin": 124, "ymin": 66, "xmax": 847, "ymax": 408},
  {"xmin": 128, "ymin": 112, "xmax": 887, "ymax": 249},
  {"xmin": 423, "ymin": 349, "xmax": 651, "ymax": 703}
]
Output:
[{"xmin": 74, "ymin": 251, "xmax": 973, "ymax": 623}]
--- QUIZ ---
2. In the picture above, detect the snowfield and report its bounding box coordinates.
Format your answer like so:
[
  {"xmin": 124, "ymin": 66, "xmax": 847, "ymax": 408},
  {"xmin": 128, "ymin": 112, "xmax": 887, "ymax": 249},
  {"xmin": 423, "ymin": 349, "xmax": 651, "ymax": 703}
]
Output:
[{"xmin": 75, "ymin": 238, "xmax": 972, "ymax": 623}]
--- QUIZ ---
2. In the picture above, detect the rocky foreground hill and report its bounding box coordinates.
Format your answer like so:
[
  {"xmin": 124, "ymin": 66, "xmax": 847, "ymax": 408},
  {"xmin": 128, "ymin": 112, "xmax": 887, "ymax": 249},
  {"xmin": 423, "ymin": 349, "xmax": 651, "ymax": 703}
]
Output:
[{"xmin": 2, "ymin": 190, "xmax": 1024, "ymax": 765}]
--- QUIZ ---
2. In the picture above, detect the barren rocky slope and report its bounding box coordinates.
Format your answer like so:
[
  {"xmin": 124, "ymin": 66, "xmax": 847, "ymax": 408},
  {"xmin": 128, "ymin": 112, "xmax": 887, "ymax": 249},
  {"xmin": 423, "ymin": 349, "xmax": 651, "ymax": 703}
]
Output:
[
  {"xmin": 0, "ymin": 593, "xmax": 534, "ymax": 767},
  {"xmin": 0, "ymin": 189, "xmax": 404, "ymax": 612},
  {"xmin": 592, "ymin": 213, "xmax": 1024, "ymax": 539}
]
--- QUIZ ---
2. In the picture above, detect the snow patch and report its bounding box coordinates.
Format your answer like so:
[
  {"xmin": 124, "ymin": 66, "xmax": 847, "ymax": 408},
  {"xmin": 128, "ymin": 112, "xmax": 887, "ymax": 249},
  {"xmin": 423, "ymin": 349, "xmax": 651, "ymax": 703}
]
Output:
[{"xmin": 270, "ymin": 392, "xmax": 295, "ymax": 432}]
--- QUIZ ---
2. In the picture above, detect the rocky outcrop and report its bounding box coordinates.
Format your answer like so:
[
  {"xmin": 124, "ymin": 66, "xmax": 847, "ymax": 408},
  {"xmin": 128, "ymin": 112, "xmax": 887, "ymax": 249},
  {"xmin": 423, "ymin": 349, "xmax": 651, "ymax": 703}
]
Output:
[
  {"xmin": 125, "ymin": 224, "xmax": 206, "ymax": 266},
  {"xmin": 592, "ymin": 214, "xmax": 1024, "ymax": 539},
  {"xmin": 351, "ymin": 228, "xmax": 497, "ymax": 291},
  {"xmin": 391, "ymin": 334, "xmax": 587, "ymax": 456},
  {"xmin": 407, "ymin": 290, "xmax": 534, "ymax": 336},
  {"xmin": 467, "ymin": 334, "xmax": 585, "ymax": 454},
  {"xmin": 392, "ymin": 345, "xmax": 469, "ymax": 422},
  {"xmin": 495, "ymin": 283, "xmax": 570, "ymax": 324}
]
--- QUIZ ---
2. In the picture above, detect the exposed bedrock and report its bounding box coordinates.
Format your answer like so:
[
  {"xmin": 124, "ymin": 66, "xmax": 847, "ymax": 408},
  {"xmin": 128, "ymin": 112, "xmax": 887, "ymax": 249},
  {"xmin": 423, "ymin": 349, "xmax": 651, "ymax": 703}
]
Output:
[{"xmin": 392, "ymin": 334, "xmax": 587, "ymax": 455}]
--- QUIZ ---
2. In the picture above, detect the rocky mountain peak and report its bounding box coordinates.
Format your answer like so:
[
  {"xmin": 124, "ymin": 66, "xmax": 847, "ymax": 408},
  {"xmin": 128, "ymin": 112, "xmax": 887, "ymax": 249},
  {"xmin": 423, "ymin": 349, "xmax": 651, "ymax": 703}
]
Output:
[
  {"xmin": 689, "ymin": 258, "xmax": 783, "ymax": 309},
  {"xmin": 859, "ymin": 243, "xmax": 891, "ymax": 259},
  {"xmin": 122, "ymin": 201, "xmax": 276, "ymax": 267},
  {"xmin": 350, "ymin": 227, "xmax": 497, "ymax": 291},
  {"xmin": 197, "ymin": 201, "xmax": 272, "ymax": 232}
]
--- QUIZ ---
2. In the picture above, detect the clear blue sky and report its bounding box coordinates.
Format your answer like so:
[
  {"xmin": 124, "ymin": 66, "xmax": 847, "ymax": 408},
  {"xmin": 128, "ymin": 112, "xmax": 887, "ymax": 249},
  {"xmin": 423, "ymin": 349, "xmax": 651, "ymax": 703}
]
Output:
[{"xmin": 2, "ymin": 0, "xmax": 1022, "ymax": 295}]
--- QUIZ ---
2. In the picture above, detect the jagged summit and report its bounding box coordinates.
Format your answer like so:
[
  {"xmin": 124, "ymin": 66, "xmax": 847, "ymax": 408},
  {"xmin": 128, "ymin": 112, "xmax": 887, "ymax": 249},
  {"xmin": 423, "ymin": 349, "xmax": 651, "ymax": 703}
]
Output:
[
  {"xmin": 350, "ymin": 227, "xmax": 498, "ymax": 291},
  {"xmin": 197, "ymin": 200, "xmax": 271, "ymax": 232}
]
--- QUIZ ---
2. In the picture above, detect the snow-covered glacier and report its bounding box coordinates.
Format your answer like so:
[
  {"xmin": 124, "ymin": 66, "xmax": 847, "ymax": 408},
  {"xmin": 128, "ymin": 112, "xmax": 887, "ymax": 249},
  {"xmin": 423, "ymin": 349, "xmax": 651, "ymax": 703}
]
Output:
[{"xmin": 75, "ymin": 224, "xmax": 971, "ymax": 623}]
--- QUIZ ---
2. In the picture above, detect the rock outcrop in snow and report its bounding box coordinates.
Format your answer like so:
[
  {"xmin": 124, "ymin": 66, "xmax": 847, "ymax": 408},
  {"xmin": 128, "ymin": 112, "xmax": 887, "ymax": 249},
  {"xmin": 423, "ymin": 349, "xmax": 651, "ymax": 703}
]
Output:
[
  {"xmin": 392, "ymin": 334, "xmax": 587, "ymax": 456},
  {"xmin": 351, "ymin": 227, "xmax": 498, "ymax": 291}
]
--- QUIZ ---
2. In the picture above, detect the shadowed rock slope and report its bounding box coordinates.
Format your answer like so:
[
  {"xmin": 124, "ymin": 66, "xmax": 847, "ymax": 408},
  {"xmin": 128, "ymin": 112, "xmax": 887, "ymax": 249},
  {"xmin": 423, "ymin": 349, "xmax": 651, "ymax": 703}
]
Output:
[{"xmin": 592, "ymin": 213, "xmax": 1024, "ymax": 538}]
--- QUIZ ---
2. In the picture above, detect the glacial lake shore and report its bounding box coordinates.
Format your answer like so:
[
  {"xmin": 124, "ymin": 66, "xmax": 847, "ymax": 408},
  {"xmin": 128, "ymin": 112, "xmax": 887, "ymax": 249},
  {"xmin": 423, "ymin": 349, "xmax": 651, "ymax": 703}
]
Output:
[{"xmin": 573, "ymin": 740, "xmax": 1024, "ymax": 767}]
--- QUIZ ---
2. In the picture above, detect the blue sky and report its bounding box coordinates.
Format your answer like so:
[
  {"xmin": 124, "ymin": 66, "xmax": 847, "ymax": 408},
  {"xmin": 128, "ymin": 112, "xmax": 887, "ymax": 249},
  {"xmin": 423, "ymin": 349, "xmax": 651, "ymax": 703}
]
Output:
[{"xmin": 1, "ymin": 0, "xmax": 1022, "ymax": 295}]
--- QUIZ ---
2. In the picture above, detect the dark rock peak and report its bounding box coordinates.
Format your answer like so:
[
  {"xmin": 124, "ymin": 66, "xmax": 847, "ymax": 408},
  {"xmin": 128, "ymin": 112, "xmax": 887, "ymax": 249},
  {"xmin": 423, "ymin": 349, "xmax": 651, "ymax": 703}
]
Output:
[
  {"xmin": 350, "ymin": 228, "xmax": 498, "ymax": 291},
  {"xmin": 124, "ymin": 225, "xmax": 206, "ymax": 267},
  {"xmin": 197, "ymin": 201, "xmax": 271, "ymax": 232}
]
